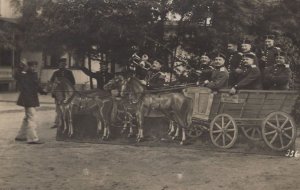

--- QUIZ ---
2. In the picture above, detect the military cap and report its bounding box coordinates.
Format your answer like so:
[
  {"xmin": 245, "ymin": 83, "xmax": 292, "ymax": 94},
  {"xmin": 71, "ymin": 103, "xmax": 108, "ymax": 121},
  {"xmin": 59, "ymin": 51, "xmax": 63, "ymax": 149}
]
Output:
[
  {"xmin": 59, "ymin": 58, "xmax": 67, "ymax": 64},
  {"xmin": 274, "ymin": 50, "xmax": 286, "ymax": 58},
  {"xmin": 264, "ymin": 35, "xmax": 275, "ymax": 40},
  {"xmin": 214, "ymin": 52, "xmax": 226, "ymax": 60},
  {"xmin": 240, "ymin": 38, "xmax": 252, "ymax": 45},
  {"xmin": 243, "ymin": 52, "xmax": 256, "ymax": 59}
]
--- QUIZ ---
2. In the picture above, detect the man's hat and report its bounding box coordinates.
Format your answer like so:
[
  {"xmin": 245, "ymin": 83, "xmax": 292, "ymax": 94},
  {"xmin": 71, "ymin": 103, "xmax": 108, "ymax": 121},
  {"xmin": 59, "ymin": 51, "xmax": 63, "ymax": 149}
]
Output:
[
  {"xmin": 214, "ymin": 52, "xmax": 226, "ymax": 60},
  {"xmin": 27, "ymin": 61, "xmax": 38, "ymax": 66},
  {"xmin": 59, "ymin": 58, "xmax": 67, "ymax": 64},
  {"xmin": 240, "ymin": 38, "xmax": 252, "ymax": 45},
  {"xmin": 243, "ymin": 52, "xmax": 256, "ymax": 60},
  {"xmin": 201, "ymin": 52, "xmax": 210, "ymax": 59},
  {"xmin": 227, "ymin": 39, "xmax": 238, "ymax": 45},
  {"xmin": 264, "ymin": 35, "xmax": 275, "ymax": 40},
  {"xmin": 275, "ymin": 50, "xmax": 286, "ymax": 58}
]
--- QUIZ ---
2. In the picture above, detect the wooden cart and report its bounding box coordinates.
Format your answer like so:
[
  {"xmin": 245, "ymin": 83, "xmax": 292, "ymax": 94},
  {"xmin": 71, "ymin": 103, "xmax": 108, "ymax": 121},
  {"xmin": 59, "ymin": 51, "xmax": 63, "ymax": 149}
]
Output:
[{"xmin": 183, "ymin": 87, "xmax": 298, "ymax": 151}]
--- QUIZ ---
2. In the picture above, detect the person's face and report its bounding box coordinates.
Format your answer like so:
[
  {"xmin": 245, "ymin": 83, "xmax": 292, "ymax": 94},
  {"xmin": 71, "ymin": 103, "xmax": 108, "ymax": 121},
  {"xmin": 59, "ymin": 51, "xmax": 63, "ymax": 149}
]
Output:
[
  {"xmin": 227, "ymin": 44, "xmax": 237, "ymax": 52},
  {"xmin": 243, "ymin": 57, "xmax": 254, "ymax": 65},
  {"xmin": 152, "ymin": 60, "xmax": 162, "ymax": 71},
  {"xmin": 214, "ymin": 57, "xmax": 225, "ymax": 66},
  {"xmin": 28, "ymin": 64, "xmax": 38, "ymax": 72},
  {"xmin": 59, "ymin": 62, "xmax": 66, "ymax": 69},
  {"xmin": 200, "ymin": 55, "xmax": 210, "ymax": 64},
  {"xmin": 265, "ymin": 39, "xmax": 274, "ymax": 48},
  {"xmin": 275, "ymin": 56, "xmax": 285, "ymax": 65},
  {"xmin": 241, "ymin": 44, "xmax": 251, "ymax": 52}
]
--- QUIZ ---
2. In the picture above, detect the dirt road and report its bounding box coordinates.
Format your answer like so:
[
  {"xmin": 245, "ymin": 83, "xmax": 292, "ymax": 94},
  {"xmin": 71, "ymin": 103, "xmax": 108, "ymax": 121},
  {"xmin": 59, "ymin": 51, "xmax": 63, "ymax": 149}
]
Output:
[{"xmin": 0, "ymin": 101, "xmax": 299, "ymax": 190}]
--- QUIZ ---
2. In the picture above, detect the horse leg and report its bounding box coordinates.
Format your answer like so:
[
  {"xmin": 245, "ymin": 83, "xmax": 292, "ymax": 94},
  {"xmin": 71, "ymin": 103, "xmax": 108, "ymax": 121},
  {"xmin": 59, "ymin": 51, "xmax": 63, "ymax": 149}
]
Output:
[
  {"xmin": 68, "ymin": 105, "xmax": 74, "ymax": 137},
  {"xmin": 168, "ymin": 121, "xmax": 176, "ymax": 136},
  {"xmin": 172, "ymin": 126, "xmax": 180, "ymax": 140},
  {"xmin": 180, "ymin": 128, "xmax": 187, "ymax": 145},
  {"xmin": 136, "ymin": 105, "xmax": 145, "ymax": 142}
]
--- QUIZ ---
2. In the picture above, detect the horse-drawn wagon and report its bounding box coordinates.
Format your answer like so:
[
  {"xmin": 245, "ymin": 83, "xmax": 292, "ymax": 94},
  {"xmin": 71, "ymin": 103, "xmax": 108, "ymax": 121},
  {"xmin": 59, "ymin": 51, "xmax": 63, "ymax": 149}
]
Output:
[{"xmin": 184, "ymin": 87, "xmax": 298, "ymax": 151}]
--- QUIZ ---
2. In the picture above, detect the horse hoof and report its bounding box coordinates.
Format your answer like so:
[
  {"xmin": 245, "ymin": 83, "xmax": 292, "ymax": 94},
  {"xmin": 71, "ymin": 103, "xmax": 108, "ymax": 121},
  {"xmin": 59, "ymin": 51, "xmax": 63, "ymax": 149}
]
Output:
[
  {"xmin": 136, "ymin": 137, "xmax": 144, "ymax": 142},
  {"xmin": 102, "ymin": 136, "xmax": 109, "ymax": 141},
  {"xmin": 127, "ymin": 133, "xmax": 134, "ymax": 138},
  {"xmin": 180, "ymin": 141, "xmax": 186, "ymax": 145},
  {"xmin": 172, "ymin": 136, "xmax": 179, "ymax": 141}
]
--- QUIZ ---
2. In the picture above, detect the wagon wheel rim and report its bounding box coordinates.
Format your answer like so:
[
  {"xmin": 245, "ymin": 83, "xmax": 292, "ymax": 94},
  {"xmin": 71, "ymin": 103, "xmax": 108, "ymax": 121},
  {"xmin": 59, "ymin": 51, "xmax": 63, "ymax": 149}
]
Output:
[
  {"xmin": 210, "ymin": 114, "xmax": 238, "ymax": 149},
  {"xmin": 262, "ymin": 111, "xmax": 296, "ymax": 151},
  {"xmin": 241, "ymin": 126, "xmax": 262, "ymax": 141},
  {"xmin": 187, "ymin": 123, "xmax": 204, "ymax": 138}
]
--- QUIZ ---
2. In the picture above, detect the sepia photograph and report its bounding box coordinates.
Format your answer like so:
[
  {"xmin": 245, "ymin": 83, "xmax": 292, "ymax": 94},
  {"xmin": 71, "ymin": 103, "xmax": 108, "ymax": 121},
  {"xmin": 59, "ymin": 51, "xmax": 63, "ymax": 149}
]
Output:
[{"xmin": 0, "ymin": 0, "xmax": 299, "ymax": 189}]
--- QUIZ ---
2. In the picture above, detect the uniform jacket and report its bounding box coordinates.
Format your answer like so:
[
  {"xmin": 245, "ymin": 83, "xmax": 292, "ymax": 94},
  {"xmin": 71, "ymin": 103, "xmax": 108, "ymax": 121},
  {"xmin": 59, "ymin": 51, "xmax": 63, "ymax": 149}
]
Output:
[
  {"xmin": 225, "ymin": 51, "xmax": 243, "ymax": 71},
  {"xmin": 50, "ymin": 68, "xmax": 75, "ymax": 85},
  {"xmin": 258, "ymin": 46, "xmax": 280, "ymax": 70},
  {"xmin": 235, "ymin": 65, "xmax": 262, "ymax": 90},
  {"xmin": 15, "ymin": 71, "xmax": 44, "ymax": 107},
  {"xmin": 145, "ymin": 70, "xmax": 165, "ymax": 89},
  {"xmin": 206, "ymin": 66, "xmax": 229, "ymax": 91},
  {"xmin": 81, "ymin": 67, "xmax": 113, "ymax": 89},
  {"xmin": 194, "ymin": 64, "xmax": 214, "ymax": 83},
  {"xmin": 263, "ymin": 64, "xmax": 291, "ymax": 90}
]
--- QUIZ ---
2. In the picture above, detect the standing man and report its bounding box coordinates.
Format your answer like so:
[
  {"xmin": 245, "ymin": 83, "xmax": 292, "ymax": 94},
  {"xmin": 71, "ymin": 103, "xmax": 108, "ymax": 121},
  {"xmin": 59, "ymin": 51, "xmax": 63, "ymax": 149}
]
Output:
[
  {"xmin": 15, "ymin": 59, "xmax": 47, "ymax": 144},
  {"xmin": 263, "ymin": 51, "xmax": 291, "ymax": 90},
  {"xmin": 204, "ymin": 53, "xmax": 229, "ymax": 91},
  {"xmin": 259, "ymin": 35, "xmax": 280, "ymax": 72},
  {"xmin": 225, "ymin": 40, "xmax": 243, "ymax": 87},
  {"xmin": 81, "ymin": 64, "xmax": 113, "ymax": 90},
  {"xmin": 50, "ymin": 58, "xmax": 75, "ymax": 129},
  {"xmin": 230, "ymin": 53, "xmax": 262, "ymax": 95}
]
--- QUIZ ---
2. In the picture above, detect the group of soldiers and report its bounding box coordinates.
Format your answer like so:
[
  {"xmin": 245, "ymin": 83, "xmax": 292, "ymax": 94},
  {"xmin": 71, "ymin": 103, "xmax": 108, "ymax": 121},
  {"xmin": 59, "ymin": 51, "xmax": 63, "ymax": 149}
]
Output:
[{"xmin": 128, "ymin": 35, "xmax": 291, "ymax": 93}]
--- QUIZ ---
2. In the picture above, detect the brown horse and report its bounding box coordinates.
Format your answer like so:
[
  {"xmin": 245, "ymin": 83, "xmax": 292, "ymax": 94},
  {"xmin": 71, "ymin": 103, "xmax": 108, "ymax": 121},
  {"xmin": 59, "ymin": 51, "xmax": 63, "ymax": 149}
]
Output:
[
  {"xmin": 119, "ymin": 76, "xmax": 193, "ymax": 144},
  {"xmin": 46, "ymin": 77, "xmax": 113, "ymax": 139}
]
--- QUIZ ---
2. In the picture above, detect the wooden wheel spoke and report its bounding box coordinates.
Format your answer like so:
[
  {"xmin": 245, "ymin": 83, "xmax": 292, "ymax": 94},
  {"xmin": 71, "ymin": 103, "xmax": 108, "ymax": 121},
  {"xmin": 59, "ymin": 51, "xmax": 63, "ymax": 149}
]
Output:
[
  {"xmin": 225, "ymin": 133, "xmax": 233, "ymax": 141},
  {"xmin": 279, "ymin": 134, "xmax": 284, "ymax": 148},
  {"xmin": 215, "ymin": 133, "xmax": 222, "ymax": 142},
  {"xmin": 266, "ymin": 121, "xmax": 278, "ymax": 130},
  {"xmin": 276, "ymin": 114, "xmax": 280, "ymax": 128},
  {"xmin": 283, "ymin": 126, "xmax": 293, "ymax": 131},
  {"xmin": 265, "ymin": 130, "xmax": 277, "ymax": 136},
  {"xmin": 283, "ymin": 132, "xmax": 292, "ymax": 140},
  {"xmin": 212, "ymin": 129, "xmax": 222, "ymax": 134},
  {"xmin": 215, "ymin": 123, "xmax": 222, "ymax": 130},
  {"xmin": 270, "ymin": 133, "xmax": 278, "ymax": 144},
  {"xmin": 222, "ymin": 117, "xmax": 225, "ymax": 128},
  {"xmin": 280, "ymin": 118, "xmax": 289, "ymax": 129},
  {"xmin": 251, "ymin": 128, "xmax": 256, "ymax": 137},
  {"xmin": 222, "ymin": 134, "xmax": 226, "ymax": 146},
  {"xmin": 224, "ymin": 120, "xmax": 232, "ymax": 129},
  {"xmin": 244, "ymin": 128, "xmax": 252, "ymax": 133}
]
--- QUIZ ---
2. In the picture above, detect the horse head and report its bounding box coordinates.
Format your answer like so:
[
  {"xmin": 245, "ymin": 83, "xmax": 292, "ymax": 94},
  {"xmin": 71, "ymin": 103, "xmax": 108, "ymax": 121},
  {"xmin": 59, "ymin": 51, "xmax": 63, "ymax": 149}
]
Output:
[
  {"xmin": 104, "ymin": 75, "xmax": 126, "ymax": 97},
  {"xmin": 120, "ymin": 76, "xmax": 145, "ymax": 103},
  {"xmin": 49, "ymin": 77, "xmax": 75, "ymax": 105}
]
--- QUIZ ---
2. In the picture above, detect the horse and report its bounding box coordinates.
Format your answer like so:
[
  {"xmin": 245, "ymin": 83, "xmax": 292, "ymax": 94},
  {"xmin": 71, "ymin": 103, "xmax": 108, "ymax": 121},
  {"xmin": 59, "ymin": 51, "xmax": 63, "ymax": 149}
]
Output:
[
  {"xmin": 46, "ymin": 77, "xmax": 113, "ymax": 139},
  {"xmin": 118, "ymin": 76, "xmax": 193, "ymax": 144}
]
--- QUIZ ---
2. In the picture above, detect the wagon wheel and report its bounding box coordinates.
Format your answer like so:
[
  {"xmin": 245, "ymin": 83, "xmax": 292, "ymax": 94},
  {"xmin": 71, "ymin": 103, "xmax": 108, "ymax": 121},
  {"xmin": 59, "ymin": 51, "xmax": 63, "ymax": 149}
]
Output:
[
  {"xmin": 262, "ymin": 111, "xmax": 297, "ymax": 151},
  {"xmin": 187, "ymin": 123, "xmax": 204, "ymax": 138},
  {"xmin": 210, "ymin": 114, "xmax": 238, "ymax": 149},
  {"xmin": 241, "ymin": 126, "xmax": 262, "ymax": 141}
]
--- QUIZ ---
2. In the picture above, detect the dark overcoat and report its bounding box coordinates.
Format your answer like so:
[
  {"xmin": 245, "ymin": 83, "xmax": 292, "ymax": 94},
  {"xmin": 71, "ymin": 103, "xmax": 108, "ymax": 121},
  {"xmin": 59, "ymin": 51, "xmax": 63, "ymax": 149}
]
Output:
[{"xmin": 15, "ymin": 71, "xmax": 43, "ymax": 107}]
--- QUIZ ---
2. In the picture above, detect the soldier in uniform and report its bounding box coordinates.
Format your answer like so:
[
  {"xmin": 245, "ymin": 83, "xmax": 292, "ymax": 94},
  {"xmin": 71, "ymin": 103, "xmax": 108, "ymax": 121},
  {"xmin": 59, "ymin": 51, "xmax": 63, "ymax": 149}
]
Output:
[
  {"xmin": 192, "ymin": 53, "xmax": 214, "ymax": 84},
  {"xmin": 263, "ymin": 51, "xmax": 291, "ymax": 90},
  {"xmin": 229, "ymin": 39, "xmax": 258, "ymax": 87},
  {"xmin": 225, "ymin": 40, "xmax": 243, "ymax": 87},
  {"xmin": 258, "ymin": 35, "xmax": 280, "ymax": 72},
  {"xmin": 144, "ymin": 59, "xmax": 166, "ymax": 89},
  {"xmin": 81, "ymin": 64, "xmax": 114, "ymax": 90},
  {"xmin": 229, "ymin": 53, "xmax": 262, "ymax": 94},
  {"xmin": 204, "ymin": 53, "xmax": 229, "ymax": 91}
]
